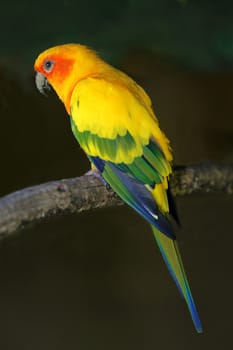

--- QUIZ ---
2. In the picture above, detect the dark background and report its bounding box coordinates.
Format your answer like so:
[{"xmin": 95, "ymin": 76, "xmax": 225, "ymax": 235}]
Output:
[{"xmin": 0, "ymin": 0, "xmax": 233, "ymax": 349}]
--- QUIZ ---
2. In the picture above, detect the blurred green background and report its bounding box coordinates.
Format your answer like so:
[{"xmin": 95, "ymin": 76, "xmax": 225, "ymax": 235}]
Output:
[{"xmin": 0, "ymin": 0, "xmax": 233, "ymax": 349}]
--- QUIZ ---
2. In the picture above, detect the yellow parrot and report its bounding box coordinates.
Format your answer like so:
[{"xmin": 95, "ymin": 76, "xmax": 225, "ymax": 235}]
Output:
[{"xmin": 34, "ymin": 44, "xmax": 202, "ymax": 332}]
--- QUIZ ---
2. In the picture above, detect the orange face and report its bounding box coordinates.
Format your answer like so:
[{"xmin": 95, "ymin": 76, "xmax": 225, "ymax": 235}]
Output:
[
  {"xmin": 34, "ymin": 45, "xmax": 83, "ymax": 112},
  {"xmin": 34, "ymin": 53, "xmax": 75, "ymax": 86}
]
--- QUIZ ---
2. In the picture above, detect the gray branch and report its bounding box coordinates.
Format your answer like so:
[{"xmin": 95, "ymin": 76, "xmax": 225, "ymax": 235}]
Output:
[{"xmin": 0, "ymin": 162, "xmax": 232, "ymax": 238}]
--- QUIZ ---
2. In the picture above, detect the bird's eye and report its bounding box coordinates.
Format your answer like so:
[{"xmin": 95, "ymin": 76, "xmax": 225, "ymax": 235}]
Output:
[{"xmin": 43, "ymin": 59, "xmax": 54, "ymax": 72}]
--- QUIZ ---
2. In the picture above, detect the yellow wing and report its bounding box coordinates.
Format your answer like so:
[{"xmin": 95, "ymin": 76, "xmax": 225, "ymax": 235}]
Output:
[{"xmin": 70, "ymin": 76, "xmax": 172, "ymax": 164}]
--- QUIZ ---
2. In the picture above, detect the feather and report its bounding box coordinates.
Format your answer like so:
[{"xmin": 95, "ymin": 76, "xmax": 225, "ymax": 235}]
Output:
[{"xmin": 152, "ymin": 226, "xmax": 202, "ymax": 333}]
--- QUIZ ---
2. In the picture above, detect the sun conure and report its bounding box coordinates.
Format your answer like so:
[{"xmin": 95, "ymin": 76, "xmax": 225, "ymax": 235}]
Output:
[{"xmin": 34, "ymin": 43, "xmax": 202, "ymax": 332}]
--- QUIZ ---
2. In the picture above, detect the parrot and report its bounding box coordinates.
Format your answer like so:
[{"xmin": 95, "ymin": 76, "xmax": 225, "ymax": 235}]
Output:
[{"xmin": 34, "ymin": 43, "xmax": 202, "ymax": 332}]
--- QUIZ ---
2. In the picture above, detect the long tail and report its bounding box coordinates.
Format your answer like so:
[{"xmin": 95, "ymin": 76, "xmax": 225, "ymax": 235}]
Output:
[{"xmin": 152, "ymin": 226, "xmax": 202, "ymax": 333}]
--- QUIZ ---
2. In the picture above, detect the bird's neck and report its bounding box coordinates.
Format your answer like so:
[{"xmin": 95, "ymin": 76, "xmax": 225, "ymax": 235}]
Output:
[{"xmin": 54, "ymin": 61, "xmax": 110, "ymax": 114}]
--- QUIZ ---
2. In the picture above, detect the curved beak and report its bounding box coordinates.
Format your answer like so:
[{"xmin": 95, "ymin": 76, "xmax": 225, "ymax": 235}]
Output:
[{"xmin": 35, "ymin": 72, "xmax": 51, "ymax": 95}]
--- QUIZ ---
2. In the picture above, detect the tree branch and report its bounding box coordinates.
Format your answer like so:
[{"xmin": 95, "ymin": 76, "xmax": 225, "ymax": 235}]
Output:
[{"xmin": 0, "ymin": 162, "xmax": 232, "ymax": 238}]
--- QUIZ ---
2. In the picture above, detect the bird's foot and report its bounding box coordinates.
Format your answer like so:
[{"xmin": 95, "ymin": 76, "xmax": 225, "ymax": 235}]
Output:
[{"xmin": 86, "ymin": 169, "xmax": 111, "ymax": 189}]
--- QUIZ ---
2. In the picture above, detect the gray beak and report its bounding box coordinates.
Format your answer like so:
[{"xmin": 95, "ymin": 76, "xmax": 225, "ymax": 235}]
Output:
[{"xmin": 35, "ymin": 72, "xmax": 51, "ymax": 95}]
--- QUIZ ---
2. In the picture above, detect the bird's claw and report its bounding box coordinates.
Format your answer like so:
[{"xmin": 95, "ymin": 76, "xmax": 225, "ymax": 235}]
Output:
[{"xmin": 86, "ymin": 169, "xmax": 111, "ymax": 190}]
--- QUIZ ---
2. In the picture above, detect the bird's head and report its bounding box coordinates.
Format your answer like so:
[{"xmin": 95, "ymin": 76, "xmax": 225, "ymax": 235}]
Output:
[{"xmin": 34, "ymin": 43, "xmax": 103, "ymax": 112}]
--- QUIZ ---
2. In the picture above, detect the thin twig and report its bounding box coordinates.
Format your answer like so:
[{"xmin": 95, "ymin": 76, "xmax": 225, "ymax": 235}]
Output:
[{"xmin": 0, "ymin": 162, "xmax": 232, "ymax": 238}]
